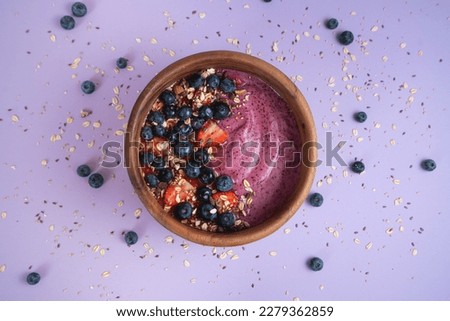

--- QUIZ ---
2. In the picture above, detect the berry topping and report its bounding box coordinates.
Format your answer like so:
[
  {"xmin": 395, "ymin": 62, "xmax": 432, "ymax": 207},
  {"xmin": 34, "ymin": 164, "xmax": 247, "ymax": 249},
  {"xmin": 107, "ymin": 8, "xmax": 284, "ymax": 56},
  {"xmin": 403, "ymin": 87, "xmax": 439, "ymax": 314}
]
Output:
[
  {"xmin": 177, "ymin": 106, "xmax": 193, "ymax": 121},
  {"xmin": 174, "ymin": 201, "xmax": 193, "ymax": 219},
  {"xmin": 184, "ymin": 161, "xmax": 201, "ymax": 178},
  {"xmin": 354, "ymin": 111, "xmax": 367, "ymax": 123},
  {"xmin": 199, "ymin": 203, "xmax": 218, "ymax": 221},
  {"xmin": 212, "ymin": 191, "xmax": 239, "ymax": 211},
  {"xmin": 219, "ymin": 78, "xmax": 236, "ymax": 93},
  {"xmin": 212, "ymin": 101, "xmax": 231, "ymax": 120},
  {"xmin": 326, "ymin": 18, "xmax": 338, "ymax": 30},
  {"xmin": 187, "ymin": 73, "xmax": 203, "ymax": 89},
  {"xmin": 141, "ymin": 125, "xmax": 154, "ymax": 141},
  {"xmin": 351, "ymin": 161, "xmax": 365, "ymax": 174},
  {"xmin": 218, "ymin": 212, "xmax": 235, "ymax": 228},
  {"xmin": 338, "ymin": 30, "xmax": 354, "ymax": 45},
  {"xmin": 152, "ymin": 125, "xmax": 166, "ymax": 137},
  {"xmin": 309, "ymin": 193, "xmax": 324, "ymax": 207},
  {"xmin": 421, "ymin": 159, "xmax": 436, "ymax": 171},
  {"xmin": 197, "ymin": 186, "xmax": 213, "ymax": 203},
  {"xmin": 309, "ymin": 257, "xmax": 324, "ymax": 271},
  {"xmin": 198, "ymin": 166, "xmax": 216, "ymax": 185},
  {"xmin": 124, "ymin": 231, "xmax": 138, "ymax": 246},
  {"xmin": 116, "ymin": 57, "xmax": 128, "ymax": 69},
  {"xmin": 190, "ymin": 117, "xmax": 205, "ymax": 131},
  {"xmin": 197, "ymin": 120, "xmax": 228, "ymax": 147},
  {"xmin": 81, "ymin": 80, "xmax": 95, "ymax": 94},
  {"xmin": 174, "ymin": 141, "xmax": 193, "ymax": 158},
  {"xmin": 88, "ymin": 173, "xmax": 104, "ymax": 188},
  {"xmin": 198, "ymin": 105, "xmax": 214, "ymax": 120},
  {"xmin": 71, "ymin": 2, "xmax": 87, "ymax": 17},
  {"xmin": 157, "ymin": 168, "xmax": 174, "ymax": 183},
  {"xmin": 163, "ymin": 104, "xmax": 177, "ymax": 119},
  {"xmin": 164, "ymin": 180, "xmax": 195, "ymax": 207},
  {"xmin": 151, "ymin": 156, "xmax": 165, "ymax": 169},
  {"xmin": 60, "ymin": 16, "xmax": 75, "ymax": 30},
  {"xmin": 139, "ymin": 152, "xmax": 154, "ymax": 167},
  {"xmin": 77, "ymin": 164, "xmax": 91, "ymax": 177},
  {"xmin": 173, "ymin": 121, "xmax": 193, "ymax": 137},
  {"xmin": 159, "ymin": 90, "xmax": 176, "ymax": 106},
  {"xmin": 144, "ymin": 174, "xmax": 159, "ymax": 188},
  {"xmin": 206, "ymin": 74, "xmax": 220, "ymax": 89},
  {"xmin": 26, "ymin": 272, "xmax": 41, "ymax": 285},
  {"xmin": 147, "ymin": 111, "xmax": 165, "ymax": 125},
  {"xmin": 192, "ymin": 149, "xmax": 210, "ymax": 165},
  {"xmin": 215, "ymin": 175, "xmax": 233, "ymax": 192}
]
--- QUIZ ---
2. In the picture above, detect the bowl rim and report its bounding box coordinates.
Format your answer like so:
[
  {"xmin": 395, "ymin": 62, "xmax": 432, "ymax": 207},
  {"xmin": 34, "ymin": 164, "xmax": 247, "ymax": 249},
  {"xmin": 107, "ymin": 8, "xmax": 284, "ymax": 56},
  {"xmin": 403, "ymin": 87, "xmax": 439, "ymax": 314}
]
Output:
[{"xmin": 125, "ymin": 50, "xmax": 317, "ymax": 246}]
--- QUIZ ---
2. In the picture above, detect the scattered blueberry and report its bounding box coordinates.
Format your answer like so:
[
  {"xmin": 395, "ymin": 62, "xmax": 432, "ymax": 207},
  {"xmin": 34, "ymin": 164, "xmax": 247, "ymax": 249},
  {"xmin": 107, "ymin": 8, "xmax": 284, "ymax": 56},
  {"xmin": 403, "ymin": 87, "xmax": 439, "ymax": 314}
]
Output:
[
  {"xmin": 159, "ymin": 90, "xmax": 176, "ymax": 106},
  {"xmin": 147, "ymin": 111, "xmax": 165, "ymax": 125},
  {"xmin": 116, "ymin": 57, "xmax": 128, "ymax": 69},
  {"xmin": 193, "ymin": 149, "xmax": 210, "ymax": 165},
  {"xmin": 216, "ymin": 175, "xmax": 233, "ymax": 192},
  {"xmin": 218, "ymin": 212, "xmax": 235, "ymax": 228},
  {"xmin": 309, "ymin": 193, "xmax": 324, "ymax": 207},
  {"xmin": 152, "ymin": 125, "xmax": 166, "ymax": 137},
  {"xmin": 81, "ymin": 80, "xmax": 95, "ymax": 94},
  {"xmin": 199, "ymin": 166, "xmax": 216, "ymax": 185},
  {"xmin": 206, "ymin": 74, "xmax": 220, "ymax": 89},
  {"xmin": 326, "ymin": 18, "xmax": 339, "ymax": 30},
  {"xmin": 421, "ymin": 159, "xmax": 436, "ymax": 171},
  {"xmin": 88, "ymin": 173, "xmax": 104, "ymax": 188},
  {"xmin": 151, "ymin": 156, "xmax": 165, "ymax": 169},
  {"xmin": 163, "ymin": 104, "xmax": 177, "ymax": 119},
  {"xmin": 354, "ymin": 111, "xmax": 367, "ymax": 123},
  {"xmin": 198, "ymin": 105, "xmax": 214, "ymax": 120},
  {"xmin": 187, "ymin": 73, "xmax": 203, "ymax": 89},
  {"xmin": 190, "ymin": 116, "xmax": 205, "ymax": 131},
  {"xmin": 219, "ymin": 78, "xmax": 236, "ymax": 93},
  {"xmin": 184, "ymin": 161, "xmax": 201, "ymax": 178},
  {"xmin": 197, "ymin": 186, "xmax": 213, "ymax": 203},
  {"xmin": 199, "ymin": 203, "xmax": 217, "ymax": 221},
  {"xmin": 338, "ymin": 30, "xmax": 354, "ymax": 45},
  {"xmin": 173, "ymin": 121, "xmax": 193, "ymax": 137},
  {"xmin": 351, "ymin": 161, "xmax": 365, "ymax": 174},
  {"xmin": 157, "ymin": 168, "xmax": 173, "ymax": 183},
  {"xmin": 177, "ymin": 106, "xmax": 193, "ymax": 121},
  {"xmin": 212, "ymin": 102, "xmax": 231, "ymax": 120},
  {"xmin": 309, "ymin": 257, "xmax": 324, "ymax": 271},
  {"xmin": 124, "ymin": 231, "xmax": 138, "ymax": 246},
  {"xmin": 77, "ymin": 164, "xmax": 91, "ymax": 177},
  {"xmin": 141, "ymin": 125, "xmax": 153, "ymax": 141},
  {"xmin": 174, "ymin": 141, "xmax": 193, "ymax": 158},
  {"xmin": 144, "ymin": 174, "xmax": 159, "ymax": 188},
  {"xmin": 26, "ymin": 272, "xmax": 41, "ymax": 285},
  {"xmin": 71, "ymin": 2, "xmax": 87, "ymax": 17},
  {"xmin": 174, "ymin": 202, "xmax": 193, "ymax": 219},
  {"xmin": 60, "ymin": 15, "xmax": 75, "ymax": 30}
]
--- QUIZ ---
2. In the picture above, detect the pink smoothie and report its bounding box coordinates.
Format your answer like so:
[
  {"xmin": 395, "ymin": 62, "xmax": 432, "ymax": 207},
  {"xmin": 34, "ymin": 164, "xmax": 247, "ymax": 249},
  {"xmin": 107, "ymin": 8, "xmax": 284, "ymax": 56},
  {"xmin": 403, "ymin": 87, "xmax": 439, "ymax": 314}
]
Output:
[{"xmin": 215, "ymin": 70, "xmax": 302, "ymax": 225}]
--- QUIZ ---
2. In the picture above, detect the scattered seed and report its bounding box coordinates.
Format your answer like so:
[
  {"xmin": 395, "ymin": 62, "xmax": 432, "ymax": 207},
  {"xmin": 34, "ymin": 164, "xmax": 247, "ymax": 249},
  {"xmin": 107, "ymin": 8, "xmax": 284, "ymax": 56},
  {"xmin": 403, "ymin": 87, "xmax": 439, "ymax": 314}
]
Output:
[
  {"xmin": 269, "ymin": 251, "xmax": 277, "ymax": 257},
  {"xmin": 11, "ymin": 114, "xmax": 19, "ymax": 122},
  {"xmin": 183, "ymin": 260, "xmax": 190, "ymax": 267},
  {"xmin": 353, "ymin": 238, "xmax": 360, "ymax": 245},
  {"xmin": 0, "ymin": 265, "xmax": 5, "ymax": 273},
  {"xmin": 1, "ymin": 211, "xmax": 6, "ymax": 220},
  {"xmin": 394, "ymin": 197, "xmax": 403, "ymax": 206},
  {"xmin": 165, "ymin": 236, "xmax": 174, "ymax": 244},
  {"xmin": 411, "ymin": 248, "xmax": 418, "ymax": 256},
  {"xmin": 386, "ymin": 228, "xmax": 394, "ymax": 235},
  {"xmin": 134, "ymin": 208, "xmax": 142, "ymax": 218},
  {"xmin": 101, "ymin": 271, "xmax": 110, "ymax": 278},
  {"xmin": 365, "ymin": 242, "xmax": 373, "ymax": 250}
]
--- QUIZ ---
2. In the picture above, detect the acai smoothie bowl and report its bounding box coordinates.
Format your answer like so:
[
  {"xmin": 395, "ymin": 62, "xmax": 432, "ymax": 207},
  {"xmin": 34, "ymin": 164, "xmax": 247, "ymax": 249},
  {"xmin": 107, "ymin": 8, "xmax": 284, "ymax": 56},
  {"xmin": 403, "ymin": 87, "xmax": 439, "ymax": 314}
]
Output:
[{"xmin": 125, "ymin": 51, "xmax": 316, "ymax": 246}]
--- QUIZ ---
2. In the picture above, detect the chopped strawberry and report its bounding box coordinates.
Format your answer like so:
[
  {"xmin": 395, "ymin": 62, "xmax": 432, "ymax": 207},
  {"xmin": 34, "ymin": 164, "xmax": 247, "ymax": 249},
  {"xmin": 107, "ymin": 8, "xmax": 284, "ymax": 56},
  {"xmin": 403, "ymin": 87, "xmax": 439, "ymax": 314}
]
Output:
[
  {"xmin": 196, "ymin": 120, "xmax": 228, "ymax": 147},
  {"xmin": 212, "ymin": 191, "xmax": 239, "ymax": 212},
  {"xmin": 164, "ymin": 179, "xmax": 196, "ymax": 207},
  {"xmin": 147, "ymin": 136, "xmax": 169, "ymax": 156}
]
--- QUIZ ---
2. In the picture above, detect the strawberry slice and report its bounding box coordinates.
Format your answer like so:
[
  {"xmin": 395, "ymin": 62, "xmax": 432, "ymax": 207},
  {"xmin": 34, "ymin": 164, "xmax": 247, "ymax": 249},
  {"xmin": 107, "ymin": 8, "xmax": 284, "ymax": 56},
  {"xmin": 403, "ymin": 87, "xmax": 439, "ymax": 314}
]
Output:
[
  {"xmin": 212, "ymin": 191, "xmax": 239, "ymax": 212},
  {"xmin": 196, "ymin": 120, "xmax": 228, "ymax": 147},
  {"xmin": 164, "ymin": 179, "xmax": 196, "ymax": 207}
]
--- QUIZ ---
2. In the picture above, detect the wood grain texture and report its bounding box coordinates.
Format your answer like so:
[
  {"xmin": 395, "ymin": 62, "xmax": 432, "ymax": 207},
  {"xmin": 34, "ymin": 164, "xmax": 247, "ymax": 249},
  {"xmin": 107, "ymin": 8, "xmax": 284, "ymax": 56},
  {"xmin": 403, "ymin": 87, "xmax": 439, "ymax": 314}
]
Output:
[{"xmin": 125, "ymin": 51, "xmax": 317, "ymax": 246}]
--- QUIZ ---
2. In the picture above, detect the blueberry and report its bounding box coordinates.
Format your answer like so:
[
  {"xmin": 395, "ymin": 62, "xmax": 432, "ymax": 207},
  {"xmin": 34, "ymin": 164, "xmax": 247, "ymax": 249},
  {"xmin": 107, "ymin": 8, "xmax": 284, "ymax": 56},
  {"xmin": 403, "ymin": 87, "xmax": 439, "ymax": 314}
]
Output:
[
  {"xmin": 421, "ymin": 159, "xmax": 436, "ymax": 171},
  {"xmin": 206, "ymin": 74, "xmax": 220, "ymax": 89},
  {"xmin": 351, "ymin": 161, "xmax": 365, "ymax": 174},
  {"xmin": 124, "ymin": 231, "xmax": 138, "ymax": 246},
  {"xmin": 191, "ymin": 116, "xmax": 205, "ymax": 131},
  {"xmin": 174, "ymin": 202, "xmax": 192, "ymax": 219},
  {"xmin": 174, "ymin": 141, "xmax": 193, "ymax": 158},
  {"xmin": 338, "ymin": 30, "xmax": 354, "ymax": 45},
  {"xmin": 309, "ymin": 193, "xmax": 324, "ymax": 207},
  {"xmin": 26, "ymin": 272, "xmax": 41, "ymax": 285},
  {"xmin": 144, "ymin": 174, "xmax": 159, "ymax": 188},
  {"xmin": 198, "ymin": 105, "xmax": 214, "ymax": 120},
  {"xmin": 193, "ymin": 149, "xmax": 210, "ymax": 165},
  {"xmin": 81, "ymin": 80, "xmax": 95, "ymax": 94},
  {"xmin": 71, "ymin": 2, "xmax": 87, "ymax": 17},
  {"xmin": 152, "ymin": 125, "xmax": 166, "ymax": 137},
  {"xmin": 152, "ymin": 156, "xmax": 165, "ymax": 169},
  {"xmin": 140, "ymin": 152, "xmax": 155, "ymax": 166},
  {"xmin": 116, "ymin": 57, "xmax": 128, "ymax": 69},
  {"xmin": 199, "ymin": 167, "xmax": 216, "ymax": 185},
  {"xmin": 159, "ymin": 90, "xmax": 176, "ymax": 106},
  {"xmin": 166, "ymin": 130, "xmax": 178, "ymax": 143},
  {"xmin": 326, "ymin": 18, "xmax": 339, "ymax": 30},
  {"xmin": 216, "ymin": 175, "xmax": 233, "ymax": 192},
  {"xmin": 157, "ymin": 168, "xmax": 173, "ymax": 183},
  {"xmin": 147, "ymin": 111, "xmax": 164, "ymax": 125},
  {"xmin": 354, "ymin": 111, "xmax": 367, "ymax": 123},
  {"xmin": 263, "ymin": 0, "xmax": 272, "ymax": 2},
  {"xmin": 60, "ymin": 15, "xmax": 75, "ymax": 30},
  {"xmin": 309, "ymin": 257, "xmax": 324, "ymax": 271},
  {"xmin": 184, "ymin": 161, "xmax": 201, "ymax": 178},
  {"xmin": 219, "ymin": 78, "xmax": 236, "ymax": 93},
  {"xmin": 171, "ymin": 121, "xmax": 189, "ymax": 137},
  {"xmin": 176, "ymin": 106, "xmax": 192, "ymax": 121},
  {"xmin": 197, "ymin": 186, "xmax": 213, "ymax": 202},
  {"xmin": 163, "ymin": 104, "xmax": 177, "ymax": 119},
  {"xmin": 77, "ymin": 164, "xmax": 91, "ymax": 177},
  {"xmin": 212, "ymin": 102, "xmax": 231, "ymax": 120},
  {"xmin": 218, "ymin": 212, "xmax": 235, "ymax": 228},
  {"xmin": 141, "ymin": 125, "xmax": 154, "ymax": 141},
  {"xmin": 199, "ymin": 203, "xmax": 218, "ymax": 221},
  {"xmin": 187, "ymin": 73, "xmax": 203, "ymax": 89},
  {"xmin": 88, "ymin": 173, "xmax": 104, "ymax": 188}
]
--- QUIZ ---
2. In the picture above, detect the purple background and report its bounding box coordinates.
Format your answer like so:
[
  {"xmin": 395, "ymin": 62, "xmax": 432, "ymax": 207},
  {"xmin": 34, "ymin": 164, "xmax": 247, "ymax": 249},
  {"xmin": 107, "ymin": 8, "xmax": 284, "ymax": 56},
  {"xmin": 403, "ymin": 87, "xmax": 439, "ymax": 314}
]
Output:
[{"xmin": 1, "ymin": 0, "xmax": 449, "ymax": 300}]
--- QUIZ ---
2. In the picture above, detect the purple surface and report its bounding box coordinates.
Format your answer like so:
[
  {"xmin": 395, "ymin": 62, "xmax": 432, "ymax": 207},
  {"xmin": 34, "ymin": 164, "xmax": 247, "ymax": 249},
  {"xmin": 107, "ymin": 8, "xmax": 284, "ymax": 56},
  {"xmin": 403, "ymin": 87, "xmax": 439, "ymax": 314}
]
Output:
[{"xmin": 1, "ymin": 0, "xmax": 449, "ymax": 300}]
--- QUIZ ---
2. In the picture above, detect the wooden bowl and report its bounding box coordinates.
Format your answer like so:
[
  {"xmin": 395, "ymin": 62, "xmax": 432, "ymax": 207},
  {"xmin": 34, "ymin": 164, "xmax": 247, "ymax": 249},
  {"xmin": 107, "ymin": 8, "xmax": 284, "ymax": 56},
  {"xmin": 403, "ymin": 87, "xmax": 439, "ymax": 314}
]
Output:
[{"xmin": 125, "ymin": 50, "xmax": 317, "ymax": 246}]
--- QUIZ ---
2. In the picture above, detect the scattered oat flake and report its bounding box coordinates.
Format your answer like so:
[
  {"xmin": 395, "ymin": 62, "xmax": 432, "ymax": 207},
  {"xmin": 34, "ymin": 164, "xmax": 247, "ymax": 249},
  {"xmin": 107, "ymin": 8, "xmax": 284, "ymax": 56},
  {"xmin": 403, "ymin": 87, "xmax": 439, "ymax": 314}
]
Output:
[
  {"xmin": 400, "ymin": 42, "xmax": 407, "ymax": 49},
  {"xmin": 354, "ymin": 238, "xmax": 360, "ymax": 245},
  {"xmin": 183, "ymin": 260, "xmax": 190, "ymax": 268},
  {"xmin": 92, "ymin": 244, "xmax": 100, "ymax": 253},
  {"xmin": 93, "ymin": 121, "xmax": 101, "ymax": 128},
  {"xmin": 101, "ymin": 271, "xmax": 110, "ymax": 278},
  {"xmin": 370, "ymin": 26, "xmax": 379, "ymax": 32},
  {"xmin": 115, "ymin": 130, "xmax": 124, "ymax": 136},
  {"xmin": 135, "ymin": 37, "xmax": 142, "ymax": 43},
  {"xmin": 313, "ymin": 34, "xmax": 320, "ymax": 41},
  {"xmin": 165, "ymin": 236, "xmax": 174, "ymax": 244},
  {"xmin": 190, "ymin": 278, "xmax": 197, "ymax": 284},
  {"xmin": 319, "ymin": 284, "xmax": 325, "ymax": 290},
  {"xmin": 134, "ymin": 208, "xmax": 142, "ymax": 218},
  {"xmin": 41, "ymin": 159, "xmax": 48, "ymax": 166},
  {"xmin": 394, "ymin": 197, "xmax": 403, "ymax": 206},
  {"xmin": 230, "ymin": 254, "xmax": 239, "ymax": 260},
  {"xmin": 11, "ymin": 115, "xmax": 19, "ymax": 122},
  {"xmin": 219, "ymin": 252, "xmax": 227, "ymax": 260},
  {"xmin": 0, "ymin": 265, "xmax": 5, "ymax": 273},
  {"xmin": 382, "ymin": 55, "xmax": 389, "ymax": 62},
  {"xmin": 150, "ymin": 37, "xmax": 158, "ymax": 44},
  {"xmin": 411, "ymin": 248, "xmax": 418, "ymax": 256},
  {"xmin": 1, "ymin": 212, "xmax": 6, "ymax": 220},
  {"xmin": 198, "ymin": 12, "xmax": 206, "ymax": 19},
  {"xmin": 269, "ymin": 251, "xmax": 277, "ymax": 257},
  {"xmin": 333, "ymin": 230, "xmax": 339, "ymax": 238},
  {"xmin": 303, "ymin": 31, "xmax": 310, "ymax": 37},
  {"xmin": 272, "ymin": 41, "xmax": 279, "ymax": 52},
  {"xmin": 386, "ymin": 228, "xmax": 394, "ymax": 235},
  {"xmin": 365, "ymin": 242, "xmax": 373, "ymax": 250},
  {"xmin": 284, "ymin": 228, "xmax": 291, "ymax": 234}
]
